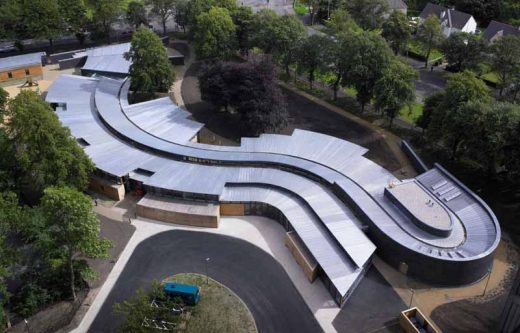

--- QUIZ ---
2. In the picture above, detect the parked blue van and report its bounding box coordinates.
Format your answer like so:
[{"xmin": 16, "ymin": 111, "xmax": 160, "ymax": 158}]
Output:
[{"xmin": 163, "ymin": 282, "xmax": 200, "ymax": 305}]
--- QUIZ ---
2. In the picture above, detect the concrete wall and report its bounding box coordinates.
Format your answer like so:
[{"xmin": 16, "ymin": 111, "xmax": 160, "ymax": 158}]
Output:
[
  {"xmin": 401, "ymin": 140, "xmax": 429, "ymax": 174},
  {"xmin": 89, "ymin": 175, "xmax": 125, "ymax": 201},
  {"xmin": 58, "ymin": 56, "xmax": 86, "ymax": 70},
  {"xmin": 0, "ymin": 64, "xmax": 43, "ymax": 82}
]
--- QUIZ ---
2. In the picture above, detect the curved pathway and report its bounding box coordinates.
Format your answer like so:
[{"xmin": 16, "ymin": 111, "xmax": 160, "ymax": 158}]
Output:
[{"xmin": 88, "ymin": 230, "xmax": 322, "ymax": 333}]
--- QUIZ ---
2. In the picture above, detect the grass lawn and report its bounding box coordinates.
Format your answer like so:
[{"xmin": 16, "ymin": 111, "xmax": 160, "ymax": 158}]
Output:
[
  {"xmin": 399, "ymin": 102, "xmax": 423, "ymax": 124},
  {"xmin": 294, "ymin": 1, "xmax": 308, "ymax": 16},
  {"xmin": 408, "ymin": 40, "xmax": 443, "ymax": 62},
  {"xmin": 344, "ymin": 86, "xmax": 357, "ymax": 98},
  {"xmin": 481, "ymin": 71, "xmax": 499, "ymax": 85},
  {"xmin": 164, "ymin": 273, "xmax": 257, "ymax": 333}
]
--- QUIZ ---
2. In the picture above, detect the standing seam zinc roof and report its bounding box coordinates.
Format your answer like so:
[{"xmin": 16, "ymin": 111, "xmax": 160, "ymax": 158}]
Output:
[{"xmin": 46, "ymin": 73, "xmax": 500, "ymax": 294}]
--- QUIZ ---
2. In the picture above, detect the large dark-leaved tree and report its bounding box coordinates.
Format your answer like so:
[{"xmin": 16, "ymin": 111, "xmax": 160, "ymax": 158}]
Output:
[
  {"xmin": 125, "ymin": 27, "xmax": 175, "ymax": 98},
  {"xmin": 441, "ymin": 32, "xmax": 486, "ymax": 72},
  {"xmin": 199, "ymin": 60, "xmax": 288, "ymax": 135}
]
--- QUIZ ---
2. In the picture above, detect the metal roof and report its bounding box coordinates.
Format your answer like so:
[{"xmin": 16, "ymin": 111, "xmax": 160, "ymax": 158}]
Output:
[
  {"xmin": 82, "ymin": 43, "xmax": 131, "ymax": 75},
  {"xmin": 0, "ymin": 52, "xmax": 45, "ymax": 71},
  {"xmin": 483, "ymin": 20, "xmax": 520, "ymax": 42},
  {"xmin": 46, "ymin": 73, "xmax": 501, "ymax": 299}
]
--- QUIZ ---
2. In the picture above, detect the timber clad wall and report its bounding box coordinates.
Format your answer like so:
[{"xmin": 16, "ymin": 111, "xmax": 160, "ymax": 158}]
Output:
[
  {"xmin": 0, "ymin": 64, "xmax": 43, "ymax": 82},
  {"xmin": 220, "ymin": 203, "xmax": 245, "ymax": 216},
  {"xmin": 136, "ymin": 194, "xmax": 219, "ymax": 228},
  {"xmin": 285, "ymin": 231, "xmax": 318, "ymax": 282},
  {"xmin": 89, "ymin": 175, "xmax": 125, "ymax": 201}
]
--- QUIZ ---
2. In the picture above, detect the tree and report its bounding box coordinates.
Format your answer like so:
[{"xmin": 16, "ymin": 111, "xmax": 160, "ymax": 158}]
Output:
[
  {"xmin": 87, "ymin": 0, "xmax": 124, "ymax": 42},
  {"xmin": 441, "ymin": 32, "xmax": 486, "ymax": 72},
  {"xmin": 40, "ymin": 187, "xmax": 111, "ymax": 301},
  {"xmin": 114, "ymin": 281, "xmax": 183, "ymax": 332},
  {"xmin": 231, "ymin": 5, "xmax": 253, "ymax": 55},
  {"xmin": 296, "ymin": 35, "xmax": 333, "ymax": 90},
  {"xmin": 185, "ymin": 0, "xmax": 214, "ymax": 34},
  {"xmin": 454, "ymin": 0, "xmax": 498, "ymax": 26},
  {"xmin": 127, "ymin": 1, "xmax": 148, "ymax": 30},
  {"xmin": 250, "ymin": 9, "xmax": 280, "ymax": 54},
  {"xmin": 427, "ymin": 71, "xmax": 491, "ymax": 159},
  {"xmin": 342, "ymin": 0, "xmax": 389, "ymax": 30},
  {"xmin": 58, "ymin": 0, "xmax": 88, "ymax": 44},
  {"xmin": 325, "ymin": 9, "xmax": 360, "ymax": 35},
  {"xmin": 382, "ymin": 11, "xmax": 412, "ymax": 55},
  {"xmin": 2, "ymin": 91, "xmax": 94, "ymax": 203},
  {"xmin": 345, "ymin": 32, "xmax": 393, "ymax": 113},
  {"xmin": 194, "ymin": 7, "xmax": 236, "ymax": 59},
  {"xmin": 328, "ymin": 31, "xmax": 355, "ymax": 100},
  {"xmin": 173, "ymin": 0, "xmax": 189, "ymax": 33},
  {"xmin": 125, "ymin": 27, "xmax": 175, "ymax": 98},
  {"xmin": 0, "ymin": 0, "xmax": 22, "ymax": 40},
  {"xmin": 416, "ymin": 92, "xmax": 444, "ymax": 133},
  {"xmin": 274, "ymin": 14, "xmax": 307, "ymax": 77},
  {"xmin": 416, "ymin": 15, "xmax": 444, "ymax": 68},
  {"xmin": 374, "ymin": 59, "xmax": 417, "ymax": 127},
  {"xmin": 198, "ymin": 60, "xmax": 288, "ymax": 135},
  {"xmin": 20, "ymin": 0, "xmax": 63, "ymax": 46},
  {"xmin": 148, "ymin": 0, "xmax": 176, "ymax": 35},
  {"xmin": 491, "ymin": 35, "xmax": 520, "ymax": 96},
  {"xmin": 464, "ymin": 101, "xmax": 520, "ymax": 176}
]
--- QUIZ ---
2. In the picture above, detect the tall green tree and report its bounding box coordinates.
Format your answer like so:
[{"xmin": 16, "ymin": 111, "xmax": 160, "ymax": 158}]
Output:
[
  {"xmin": 20, "ymin": 0, "xmax": 63, "ymax": 46},
  {"xmin": 381, "ymin": 11, "xmax": 412, "ymax": 55},
  {"xmin": 464, "ymin": 101, "xmax": 520, "ymax": 176},
  {"xmin": 127, "ymin": 1, "xmax": 148, "ymax": 30},
  {"xmin": 0, "ymin": 0, "xmax": 22, "ymax": 40},
  {"xmin": 40, "ymin": 187, "xmax": 111, "ymax": 301},
  {"xmin": 274, "ymin": 14, "xmax": 307, "ymax": 77},
  {"xmin": 345, "ymin": 32, "xmax": 393, "ymax": 113},
  {"xmin": 194, "ymin": 7, "xmax": 236, "ymax": 59},
  {"xmin": 328, "ymin": 31, "xmax": 356, "ymax": 100},
  {"xmin": 342, "ymin": 0, "xmax": 389, "ymax": 30},
  {"xmin": 325, "ymin": 9, "xmax": 360, "ymax": 35},
  {"xmin": 416, "ymin": 15, "xmax": 444, "ymax": 68},
  {"xmin": 58, "ymin": 0, "xmax": 88, "ymax": 44},
  {"xmin": 2, "ymin": 91, "xmax": 94, "ymax": 203},
  {"xmin": 491, "ymin": 35, "xmax": 520, "ymax": 96},
  {"xmin": 374, "ymin": 59, "xmax": 417, "ymax": 127},
  {"xmin": 231, "ymin": 5, "xmax": 253, "ymax": 55},
  {"xmin": 441, "ymin": 32, "xmax": 486, "ymax": 72},
  {"xmin": 250, "ymin": 9, "xmax": 280, "ymax": 54},
  {"xmin": 87, "ymin": 0, "xmax": 124, "ymax": 42},
  {"xmin": 296, "ymin": 35, "xmax": 333, "ymax": 89},
  {"xmin": 185, "ymin": 0, "xmax": 214, "ymax": 34},
  {"xmin": 125, "ymin": 27, "xmax": 175, "ymax": 97},
  {"xmin": 147, "ymin": 0, "xmax": 176, "ymax": 35},
  {"xmin": 427, "ymin": 71, "xmax": 491, "ymax": 159}
]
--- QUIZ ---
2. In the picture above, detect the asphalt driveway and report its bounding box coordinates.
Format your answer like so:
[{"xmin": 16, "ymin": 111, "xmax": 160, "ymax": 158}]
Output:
[{"xmin": 88, "ymin": 230, "xmax": 322, "ymax": 333}]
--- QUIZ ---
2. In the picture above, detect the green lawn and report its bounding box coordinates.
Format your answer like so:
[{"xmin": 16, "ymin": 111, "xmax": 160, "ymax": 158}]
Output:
[
  {"xmin": 165, "ymin": 273, "xmax": 257, "ymax": 333},
  {"xmin": 481, "ymin": 71, "xmax": 499, "ymax": 84},
  {"xmin": 399, "ymin": 102, "xmax": 423, "ymax": 124},
  {"xmin": 344, "ymin": 86, "xmax": 357, "ymax": 98},
  {"xmin": 408, "ymin": 40, "xmax": 443, "ymax": 62},
  {"xmin": 294, "ymin": 1, "xmax": 308, "ymax": 16}
]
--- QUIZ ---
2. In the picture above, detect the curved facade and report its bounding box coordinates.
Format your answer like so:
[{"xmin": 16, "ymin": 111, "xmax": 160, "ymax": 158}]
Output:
[{"xmin": 46, "ymin": 74, "xmax": 501, "ymax": 305}]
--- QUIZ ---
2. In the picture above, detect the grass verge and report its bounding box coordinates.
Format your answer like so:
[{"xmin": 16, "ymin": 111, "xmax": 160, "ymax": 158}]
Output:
[
  {"xmin": 399, "ymin": 102, "xmax": 423, "ymax": 124},
  {"xmin": 164, "ymin": 273, "xmax": 257, "ymax": 333}
]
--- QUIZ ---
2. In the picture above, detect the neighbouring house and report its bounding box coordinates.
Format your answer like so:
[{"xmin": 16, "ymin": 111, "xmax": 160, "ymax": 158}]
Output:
[
  {"xmin": 387, "ymin": 0, "xmax": 407, "ymax": 15},
  {"xmin": 483, "ymin": 20, "xmax": 520, "ymax": 43},
  {"xmin": 419, "ymin": 3, "xmax": 477, "ymax": 37},
  {"xmin": 0, "ymin": 52, "xmax": 46, "ymax": 85}
]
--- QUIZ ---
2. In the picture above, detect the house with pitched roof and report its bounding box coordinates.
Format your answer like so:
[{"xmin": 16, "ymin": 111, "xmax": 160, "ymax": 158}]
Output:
[
  {"xmin": 387, "ymin": 0, "xmax": 407, "ymax": 15},
  {"xmin": 483, "ymin": 20, "xmax": 520, "ymax": 43},
  {"xmin": 419, "ymin": 3, "xmax": 477, "ymax": 37}
]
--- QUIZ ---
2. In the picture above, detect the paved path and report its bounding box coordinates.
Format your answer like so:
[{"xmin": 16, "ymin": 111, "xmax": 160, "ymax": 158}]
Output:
[{"xmin": 88, "ymin": 228, "xmax": 322, "ymax": 333}]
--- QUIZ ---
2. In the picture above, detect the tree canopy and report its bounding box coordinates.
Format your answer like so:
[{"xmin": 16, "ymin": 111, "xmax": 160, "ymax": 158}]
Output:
[
  {"xmin": 416, "ymin": 15, "xmax": 444, "ymax": 68},
  {"xmin": 296, "ymin": 34, "xmax": 333, "ymax": 90},
  {"xmin": 342, "ymin": 0, "xmax": 389, "ymax": 30},
  {"xmin": 441, "ymin": 32, "xmax": 486, "ymax": 72},
  {"xmin": 126, "ymin": 1, "xmax": 148, "ymax": 29},
  {"xmin": 199, "ymin": 60, "xmax": 288, "ymax": 135},
  {"xmin": 40, "ymin": 186, "xmax": 111, "ymax": 300},
  {"xmin": 374, "ymin": 59, "xmax": 417, "ymax": 127},
  {"xmin": 147, "ymin": 0, "xmax": 176, "ymax": 35},
  {"xmin": 490, "ymin": 35, "xmax": 520, "ymax": 96},
  {"xmin": 194, "ymin": 7, "xmax": 236, "ymax": 59},
  {"xmin": 125, "ymin": 27, "xmax": 175, "ymax": 97},
  {"xmin": 2, "ymin": 90, "xmax": 94, "ymax": 203},
  {"xmin": 382, "ymin": 11, "xmax": 412, "ymax": 55}
]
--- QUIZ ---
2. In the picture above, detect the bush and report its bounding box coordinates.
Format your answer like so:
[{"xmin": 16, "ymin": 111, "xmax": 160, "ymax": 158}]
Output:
[{"xmin": 294, "ymin": 2, "xmax": 308, "ymax": 16}]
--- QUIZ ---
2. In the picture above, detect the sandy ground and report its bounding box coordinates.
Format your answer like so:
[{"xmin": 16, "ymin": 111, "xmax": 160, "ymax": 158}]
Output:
[
  {"xmin": 373, "ymin": 237, "xmax": 519, "ymax": 332},
  {"xmin": 2, "ymin": 64, "xmax": 75, "ymax": 99}
]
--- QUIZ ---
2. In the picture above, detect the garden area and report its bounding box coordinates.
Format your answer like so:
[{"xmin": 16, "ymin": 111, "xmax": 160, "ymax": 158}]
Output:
[{"xmin": 114, "ymin": 274, "xmax": 257, "ymax": 333}]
